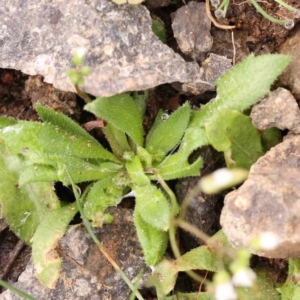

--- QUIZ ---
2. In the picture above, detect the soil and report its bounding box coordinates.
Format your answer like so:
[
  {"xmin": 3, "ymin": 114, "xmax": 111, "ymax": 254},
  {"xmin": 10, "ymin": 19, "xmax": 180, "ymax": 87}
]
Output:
[{"xmin": 0, "ymin": 0, "xmax": 297, "ymax": 297}]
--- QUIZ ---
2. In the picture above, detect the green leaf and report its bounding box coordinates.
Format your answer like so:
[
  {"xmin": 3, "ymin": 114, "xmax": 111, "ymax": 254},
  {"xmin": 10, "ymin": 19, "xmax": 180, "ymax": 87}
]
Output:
[
  {"xmin": 84, "ymin": 93, "xmax": 144, "ymax": 146},
  {"xmin": 205, "ymin": 109, "xmax": 264, "ymax": 169},
  {"xmin": 260, "ymin": 127, "xmax": 282, "ymax": 152},
  {"xmin": 83, "ymin": 178, "xmax": 124, "ymax": 227},
  {"xmin": 132, "ymin": 90, "xmax": 148, "ymax": 119},
  {"xmin": 216, "ymin": 54, "xmax": 291, "ymax": 111},
  {"xmin": 126, "ymin": 155, "xmax": 150, "ymax": 186},
  {"xmin": 190, "ymin": 54, "xmax": 291, "ymax": 128},
  {"xmin": 278, "ymin": 258, "xmax": 300, "ymax": 300},
  {"xmin": 153, "ymin": 127, "xmax": 206, "ymax": 180},
  {"xmin": 103, "ymin": 123, "xmax": 131, "ymax": 159},
  {"xmin": 146, "ymin": 103, "xmax": 191, "ymax": 159},
  {"xmin": 134, "ymin": 211, "xmax": 168, "ymax": 266},
  {"xmin": 0, "ymin": 121, "xmax": 119, "ymax": 163},
  {"xmin": 32, "ymin": 203, "xmax": 78, "ymax": 288},
  {"xmin": 36, "ymin": 104, "xmax": 98, "ymax": 143},
  {"xmin": 0, "ymin": 116, "xmax": 17, "ymax": 129},
  {"xmin": 39, "ymin": 123, "xmax": 119, "ymax": 162},
  {"xmin": 19, "ymin": 164, "xmax": 59, "ymax": 185},
  {"xmin": 153, "ymin": 230, "xmax": 230, "ymax": 295},
  {"xmin": 0, "ymin": 148, "xmax": 60, "ymax": 244},
  {"xmin": 236, "ymin": 268, "xmax": 280, "ymax": 300},
  {"xmin": 134, "ymin": 184, "xmax": 171, "ymax": 231},
  {"xmin": 152, "ymin": 17, "xmax": 167, "ymax": 43}
]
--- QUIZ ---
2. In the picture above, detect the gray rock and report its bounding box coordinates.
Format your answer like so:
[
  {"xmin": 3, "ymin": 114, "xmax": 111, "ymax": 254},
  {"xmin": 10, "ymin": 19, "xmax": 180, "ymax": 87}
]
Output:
[
  {"xmin": 251, "ymin": 88, "xmax": 300, "ymax": 134},
  {"xmin": 0, "ymin": 0, "xmax": 202, "ymax": 97},
  {"xmin": 278, "ymin": 25, "xmax": 300, "ymax": 98},
  {"xmin": 0, "ymin": 207, "xmax": 150, "ymax": 300},
  {"xmin": 181, "ymin": 53, "xmax": 232, "ymax": 95},
  {"xmin": 221, "ymin": 135, "xmax": 300, "ymax": 258},
  {"xmin": 172, "ymin": 2, "xmax": 213, "ymax": 62}
]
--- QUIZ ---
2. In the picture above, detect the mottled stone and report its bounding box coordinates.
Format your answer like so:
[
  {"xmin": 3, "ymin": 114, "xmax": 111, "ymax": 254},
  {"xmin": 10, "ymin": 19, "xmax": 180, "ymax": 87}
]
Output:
[
  {"xmin": 251, "ymin": 88, "xmax": 300, "ymax": 134},
  {"xmin": 221, "ymin": 135, "xmax": 300, "ymax": 258},
  {"xmin": 0, "ymin": 207, "xmax": 150, "ymax": 300},
  {"xmin": 278, "ymin": 25, "xmax": 300, "ymax": 98},
  {"xmin": 172, "ymin": 2, "xmax": 213, "ymax": 62},
  {"xmin": 0, "ymin": 0, "xmax": 202, "ymax": 97},
  {"xmin": 181, "ymin": 53, "xmax": 232, "ymax": 95}
]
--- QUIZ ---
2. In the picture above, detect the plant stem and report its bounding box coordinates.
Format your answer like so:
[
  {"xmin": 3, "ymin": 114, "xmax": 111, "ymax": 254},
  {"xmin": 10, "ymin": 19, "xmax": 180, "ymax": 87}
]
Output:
[
  {"xmin": 65, "ymin": 165, "xmax": 145, "ymax": 300},
  {"xmin": 275, "ymin": 0, "xmax": 296, "ymax": 11},
  {"xmin": 250, "ymin": 0, "xmax": 288, "ymax": 24},
  {"xmin": 75, "ymin": 85, "xmax": 92, "ymax": 103},
  {"xmin": 0, "ymin": 280, "xmax": 38, "ymax": 300},
  {"xmin": 154, "ymin": 171, "xmax": 182, "ymax": 260}
]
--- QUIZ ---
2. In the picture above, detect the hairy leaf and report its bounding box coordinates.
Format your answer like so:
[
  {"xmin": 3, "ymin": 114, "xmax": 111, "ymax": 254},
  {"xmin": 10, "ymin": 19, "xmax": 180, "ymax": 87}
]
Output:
[
  {"xmin": 0, "ymin": 116, "xmax": 17, "ymax": 129},
  {"xmin": 134, "ymin": 211, "xmax": 168, "ymax": 266},
  {"xmin": 134, "ymin": 184, "xmax": 171, "ymax": 231},
  {"xmin": 32, "ymin": 203, "xmax": 78, "ymax": 288},
  {"xmin": 126, "ymin": 155, "xmax": 150, "ymax": 186},
  {"xmin": 190, "ymin": 54, "xmax": 291, "ymax": 128},
  {"xmin": 146, "ymin": 103, "xmax": 191, "ymax": 159},
  {"xmin": 0, "ymin": 147, "xmax": 60, "ymax": 244},
  {"xmin": 39, "ymin": 123, "xmax": 119, "ymax": 162},
  {"xmin": 83, "ymin": 178, "xmax": 124, "ymax": 227},
  {"xmin": 36, "ymin": 104, "xmax": 98, "ymax": 143},
  {"xmin": 153, "ymin": 127, "xmax": 207, "ymax": 180},
  {"xmin": 85, "ymin": 94, "xmax": 144, "ymax": 146},
  {"xmin": 153, "ymin": 230, "xmax": 230, "ymax": 295},
  {"xmin": 103, "ymin": 123, "xmax": 131, "ymax": 159},
  {"xmin": 278, "ymin": 258, "xmax": 300, "ymax": 300},
  {"xmin": 0, "ymin": 121, "xmax": 119, "ymax": 163},
  {"xmin": 19, "ymin": 164, "xmax": 59, "ymax": 186},
  {"xmin": 205, "ymin": 109, "xmax": 264, "ymax": 169}
]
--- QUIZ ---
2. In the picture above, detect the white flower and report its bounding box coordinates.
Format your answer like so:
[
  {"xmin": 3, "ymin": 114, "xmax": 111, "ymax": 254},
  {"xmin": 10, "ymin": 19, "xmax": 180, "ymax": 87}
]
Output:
[
  {"xmin": 259, "ymin": 232, "xmax": 279, "ymax": 251},
  {"xmin": 212, "ymin": 168, "xmax": 234, "ymax": 187},
  {"xmin": 232, "ymin": 268, "xmax": 257, "ymax": 287},
  {"xmin": 214, "ymin": 281, "xmax": 237, "ymax": 300}
]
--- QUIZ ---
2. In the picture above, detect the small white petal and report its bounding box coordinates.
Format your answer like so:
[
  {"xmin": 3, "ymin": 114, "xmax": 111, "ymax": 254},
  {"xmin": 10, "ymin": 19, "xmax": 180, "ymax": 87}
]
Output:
[
  {"xmin": 232, "ymin": 268, "xmax": 256, "ymax": 287},
  {"xmin": 214, "ymin": 282, "xmax": 237, "ymax": 300},
  {"xmin": 212, "ymin": 168, "xmax": 234, "ymax": 187},
  {"xmin": 259, "ymin": 232, "xmax": 279, "ymax": 250},
  {"xmin": 74, "ymin": 47, "xmax": 87, "ymax": 58}
]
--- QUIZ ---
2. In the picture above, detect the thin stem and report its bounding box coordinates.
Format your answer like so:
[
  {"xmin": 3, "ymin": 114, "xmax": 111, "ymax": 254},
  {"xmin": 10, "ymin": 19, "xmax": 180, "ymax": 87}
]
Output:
[
  {"xmin": 173, "ymin": 219, "xmax": 211, "ymax": 244},
  {"xmin": 154, "ymin": 171, "xmax": 182, "ymax": 260},
  {"xmin": 65, "ymin": 165, "xmax": 145, "ymax": 300},
  {"xmin": 205, "ymin": 0, "xmax": 236, "ymax": 29},
  {"xmin": 275, "ymin": 0, "xmax": 296, "ymax": 11},
  {"xmin": 75, "ymin": 85, "xmax": 92, "ymax": 103},
  {"xmin": 0, "ymin": 280, "xmax": 38, "ymax": 300},
  {"xmin": 251, "ymin": 0, "xmax": 289, "ymax": 24}
]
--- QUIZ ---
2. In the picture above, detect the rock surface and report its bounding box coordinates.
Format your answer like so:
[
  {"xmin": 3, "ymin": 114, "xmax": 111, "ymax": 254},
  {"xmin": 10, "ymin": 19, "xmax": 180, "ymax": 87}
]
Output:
[
  {"xmin": 181, "ymin": 53, "xmax": 232, "ymax": 95},
  {"xmin": 278, "ymin": 25, "xmax": 300, "ymax": 98},
  {"xmin": 221, "ymin": 135, "xmax": 300, "ymax": 258},
  {"xmin": 0, "ymin": 207, "xmax": 150, "ymax": 300},
  {"xmin": 251, "ymin": 87, "xmax": 300, "ymax": 134},
  {"xmin": 172, "ymin": 2, "xmax": 212, "ymax": 62},
  {"xmin": 0, "ymin": 0, "xmax": 202, "ymax": 97}
]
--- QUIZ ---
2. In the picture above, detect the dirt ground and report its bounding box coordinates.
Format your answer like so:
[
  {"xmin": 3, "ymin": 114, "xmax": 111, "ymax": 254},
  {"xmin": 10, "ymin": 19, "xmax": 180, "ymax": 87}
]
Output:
[{"xmin": 0, "ymin": 0, "xmax": 299, "ymax": 297}]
